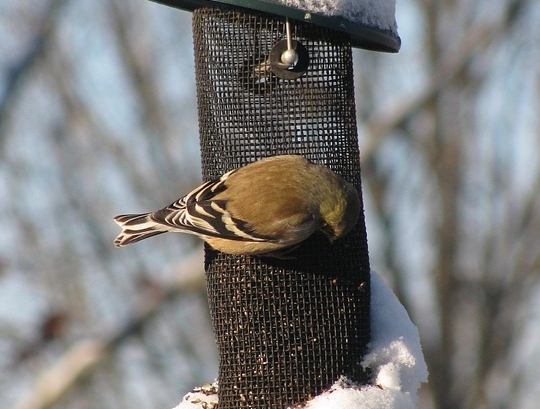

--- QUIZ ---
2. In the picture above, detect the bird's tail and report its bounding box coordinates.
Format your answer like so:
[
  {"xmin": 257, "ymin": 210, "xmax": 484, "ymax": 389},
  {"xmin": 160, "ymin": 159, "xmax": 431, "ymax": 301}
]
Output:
[{"xmin": 113, "ymin": 213, "xmax": 167, "ymax": 247}]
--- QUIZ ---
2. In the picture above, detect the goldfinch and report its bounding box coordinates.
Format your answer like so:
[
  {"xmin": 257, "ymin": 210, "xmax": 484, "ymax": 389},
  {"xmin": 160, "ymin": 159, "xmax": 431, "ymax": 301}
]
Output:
[{"xmin": 113, "ymin": 155, "xmax": 360, "ymax": 255}]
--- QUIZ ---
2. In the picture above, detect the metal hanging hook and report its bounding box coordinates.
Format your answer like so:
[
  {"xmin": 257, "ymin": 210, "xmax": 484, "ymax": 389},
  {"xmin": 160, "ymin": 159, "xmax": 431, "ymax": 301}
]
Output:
[{"xmin": 281, "ymin": 18, "xmax": 299, "ymax": 67}]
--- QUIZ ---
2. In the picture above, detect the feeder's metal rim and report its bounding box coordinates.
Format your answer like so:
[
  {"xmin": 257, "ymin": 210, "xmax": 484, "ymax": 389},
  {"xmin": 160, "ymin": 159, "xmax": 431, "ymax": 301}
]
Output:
[{"xmin": 150, "ymin": 0, "xmax": 401, "ymax": 52}]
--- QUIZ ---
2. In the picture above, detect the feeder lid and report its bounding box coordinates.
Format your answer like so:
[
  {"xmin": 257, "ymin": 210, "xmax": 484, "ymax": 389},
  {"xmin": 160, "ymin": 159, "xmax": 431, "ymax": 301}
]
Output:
[{"xmin": 151, "ymin": 0, "xmax": 401, "ymax": 52}]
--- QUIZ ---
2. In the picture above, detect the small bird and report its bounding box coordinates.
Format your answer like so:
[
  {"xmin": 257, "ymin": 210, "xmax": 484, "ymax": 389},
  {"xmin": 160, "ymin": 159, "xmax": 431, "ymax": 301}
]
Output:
[{"xmin": 113, "ymin": 155, "xmax": 360, "ymax": 255}]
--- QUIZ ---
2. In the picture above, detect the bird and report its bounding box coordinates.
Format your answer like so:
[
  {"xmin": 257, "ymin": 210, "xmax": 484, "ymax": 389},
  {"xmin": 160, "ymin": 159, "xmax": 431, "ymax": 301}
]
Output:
[{"xmin": 113, "ymin": 155, "xmax": 360, "ymax": 256}]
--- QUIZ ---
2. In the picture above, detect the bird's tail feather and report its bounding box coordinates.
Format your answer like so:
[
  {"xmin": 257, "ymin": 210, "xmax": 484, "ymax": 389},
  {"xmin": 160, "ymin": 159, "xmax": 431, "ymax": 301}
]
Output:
[{"xmin": 113, "ymin": 213, "xmax": 167, "ymax": 247}]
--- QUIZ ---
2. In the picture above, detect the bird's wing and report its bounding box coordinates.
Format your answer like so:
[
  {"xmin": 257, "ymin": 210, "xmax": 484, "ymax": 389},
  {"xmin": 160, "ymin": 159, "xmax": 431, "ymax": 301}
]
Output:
[{"xmin": 151, "ymin": 169, "xmax": 274, "ymax": 242}]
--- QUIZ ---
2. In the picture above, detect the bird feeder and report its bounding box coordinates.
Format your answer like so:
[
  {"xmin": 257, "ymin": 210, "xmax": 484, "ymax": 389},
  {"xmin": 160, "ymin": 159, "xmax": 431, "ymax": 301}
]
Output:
[{"xmin": 150, "ymin": 1, "xmax": 400, "ymax": 408}]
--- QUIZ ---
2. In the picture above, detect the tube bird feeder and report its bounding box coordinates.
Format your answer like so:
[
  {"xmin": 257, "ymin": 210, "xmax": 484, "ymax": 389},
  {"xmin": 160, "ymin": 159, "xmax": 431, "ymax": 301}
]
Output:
[{"xmin": 150, "ymin": 1, "xmax": 400, "ymax": 408}]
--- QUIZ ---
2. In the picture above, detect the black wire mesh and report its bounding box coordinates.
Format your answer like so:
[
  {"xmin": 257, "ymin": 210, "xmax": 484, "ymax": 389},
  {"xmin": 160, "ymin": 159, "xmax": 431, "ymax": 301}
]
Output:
[{"xmin": 193, "ymin": 6, "xmax": 371, "ymax": 408}]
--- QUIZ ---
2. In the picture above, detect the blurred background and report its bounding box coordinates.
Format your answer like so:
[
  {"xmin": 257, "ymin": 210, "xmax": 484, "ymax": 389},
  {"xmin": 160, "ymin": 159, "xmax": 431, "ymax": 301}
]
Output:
[{"xmin": 1, "ymin": 1, "xmax": 539, "ymax": 409}]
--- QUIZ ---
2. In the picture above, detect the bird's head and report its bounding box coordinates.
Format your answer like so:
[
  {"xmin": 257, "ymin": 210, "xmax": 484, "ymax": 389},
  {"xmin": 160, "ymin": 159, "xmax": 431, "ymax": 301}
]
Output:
[{"xmin": 319, "ymin": 179, "xmax": 360, "ymax": 241}]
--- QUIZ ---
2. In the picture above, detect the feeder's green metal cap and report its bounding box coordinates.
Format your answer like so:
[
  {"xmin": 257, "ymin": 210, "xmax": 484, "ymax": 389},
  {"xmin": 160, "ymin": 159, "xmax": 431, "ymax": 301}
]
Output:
[{"xmin": 151, "ymin": 0, "xmax": 401, "ymax": 52}]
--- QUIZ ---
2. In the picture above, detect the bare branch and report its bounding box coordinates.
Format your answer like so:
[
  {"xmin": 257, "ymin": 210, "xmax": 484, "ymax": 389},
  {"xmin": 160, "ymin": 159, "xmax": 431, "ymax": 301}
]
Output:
[
  {"xmin": 11, "ymin": 249, "xmax": 205, "ymax": 409},
  {"xmin": 0, "ymin": 0, "xmax": 68, "ymax": 142},
  {"xmin": 360, "ymin": 0, "xmax": 526, "ymax": 161}
]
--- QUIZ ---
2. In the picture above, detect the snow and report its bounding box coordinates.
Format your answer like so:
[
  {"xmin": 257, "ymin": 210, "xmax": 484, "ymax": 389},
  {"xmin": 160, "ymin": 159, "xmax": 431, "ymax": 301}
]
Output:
[
  {"xmin": 173, "ymin": 382, "xmax": 218, "ymax": 409},
  {"xmin": 303, "ymin": 376, "xmax": 419, "ymax": 409},
  {"xmin": 264, "ymin": 0, "xmax": 398, "ymax": 33},
  {"xmin": 172, "ymin": 270, "xmax": 428, "ymax": 409},
  {"xmin": 305, "ymin": 270, "xmax": 428, "ymax": 409}
]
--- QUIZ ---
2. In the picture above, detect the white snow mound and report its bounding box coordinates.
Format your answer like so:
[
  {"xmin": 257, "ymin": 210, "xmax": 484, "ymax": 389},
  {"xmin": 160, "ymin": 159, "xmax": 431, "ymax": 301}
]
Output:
[{"xmin": 172, "ymin": 271, "xmax": 428, "ymax": 409}]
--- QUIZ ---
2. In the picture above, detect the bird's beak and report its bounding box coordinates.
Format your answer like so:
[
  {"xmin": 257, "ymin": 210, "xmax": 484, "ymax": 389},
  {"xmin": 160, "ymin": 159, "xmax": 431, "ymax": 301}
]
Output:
[{"xmin": 320, "ymin": 224, "xmax": 336, "ymax": 242}]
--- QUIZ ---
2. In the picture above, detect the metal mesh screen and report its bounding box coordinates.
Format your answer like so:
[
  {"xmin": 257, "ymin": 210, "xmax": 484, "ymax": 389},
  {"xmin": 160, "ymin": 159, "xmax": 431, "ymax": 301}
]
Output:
[{"xmin": 193, "ymin": 6, "xmax": 371, "ymax": 408}]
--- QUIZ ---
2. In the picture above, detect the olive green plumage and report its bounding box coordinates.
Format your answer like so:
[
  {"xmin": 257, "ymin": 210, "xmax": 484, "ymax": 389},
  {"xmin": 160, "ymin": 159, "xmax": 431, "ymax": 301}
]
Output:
[{"xmin": 114, "ymin": 155, "xmax": 360, "ymax": 255}]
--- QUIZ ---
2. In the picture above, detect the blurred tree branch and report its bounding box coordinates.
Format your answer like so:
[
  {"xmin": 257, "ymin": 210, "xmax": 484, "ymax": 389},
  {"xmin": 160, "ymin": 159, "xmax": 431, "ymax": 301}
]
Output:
[
  {"xmin": 11, "ymin": 249, "xmax": 205, "ymax": 409},
  {"xmin": 1, "ymin": 1, "xmax": 539, "ymax": 409},
  {"xmin": 361, "ymin": 2, "xmax": 536, "ymax": 409},
  {"xmin": 361, "ymin": 0, "xmax": 527, "ymax": 161},
  {"xmin": 0, "ymin": 0, "xmax": 68, "ymax": 144}
]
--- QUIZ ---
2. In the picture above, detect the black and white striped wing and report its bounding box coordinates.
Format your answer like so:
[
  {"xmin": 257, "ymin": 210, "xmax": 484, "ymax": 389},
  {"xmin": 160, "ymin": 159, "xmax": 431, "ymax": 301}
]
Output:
[{"xmin": 152, "ymin": 169, "xmax": 273, "ymax": 242}]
